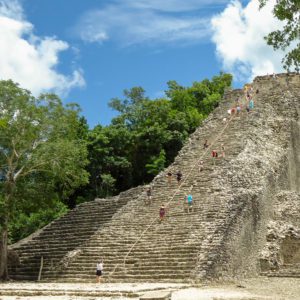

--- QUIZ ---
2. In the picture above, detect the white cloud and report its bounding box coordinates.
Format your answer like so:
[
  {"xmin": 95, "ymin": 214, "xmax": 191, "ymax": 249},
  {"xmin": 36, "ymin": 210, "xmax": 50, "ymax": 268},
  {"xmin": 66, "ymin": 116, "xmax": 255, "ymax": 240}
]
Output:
[
  {"xmin": 75, "ymin": 1, "xmax": 225, "ymax": 46},
  {"xmin": 211, "ymin": 0, "xmax": 290, "ymax": 81},
  {"xmin": 0, "ymin": 0, "xmax": 23, "ymax": 19},
  {"xmin": 0, "ymin": 0, "xmax": 85, "ymax": 96}
]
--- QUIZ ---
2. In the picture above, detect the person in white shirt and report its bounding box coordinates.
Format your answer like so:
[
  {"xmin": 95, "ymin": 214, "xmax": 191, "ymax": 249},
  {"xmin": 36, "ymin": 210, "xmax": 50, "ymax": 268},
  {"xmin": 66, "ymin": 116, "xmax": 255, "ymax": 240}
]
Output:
[{"xmin": 96, "ymin": 259, "xmax": 103, "ymax": 283}]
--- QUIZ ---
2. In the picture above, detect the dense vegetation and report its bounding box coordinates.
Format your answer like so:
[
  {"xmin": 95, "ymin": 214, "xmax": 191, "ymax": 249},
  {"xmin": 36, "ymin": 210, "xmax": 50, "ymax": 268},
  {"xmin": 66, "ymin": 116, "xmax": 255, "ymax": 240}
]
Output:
[
  {"xmin": 259, "ymin": 0, "xmax": 300, "ymax": 72},
  {"xmin": 0, "ymin": 73, "xmax": 232, "ymax": 279},
  {"xmin": 0, "ymin": 80, "xmax": 89, "ymax": 279}
]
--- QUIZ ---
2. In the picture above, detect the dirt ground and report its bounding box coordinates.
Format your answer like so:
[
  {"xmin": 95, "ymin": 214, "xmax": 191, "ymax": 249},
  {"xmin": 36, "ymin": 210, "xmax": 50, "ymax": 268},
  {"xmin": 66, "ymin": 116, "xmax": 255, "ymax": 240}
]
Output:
[{"xmin": 0, "ymin": 277, "xmax": 299, "ymax": 299}]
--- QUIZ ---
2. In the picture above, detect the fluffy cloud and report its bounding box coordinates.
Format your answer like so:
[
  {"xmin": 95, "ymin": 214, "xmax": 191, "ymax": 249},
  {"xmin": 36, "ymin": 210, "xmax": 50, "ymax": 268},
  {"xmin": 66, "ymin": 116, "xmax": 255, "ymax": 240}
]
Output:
[
  {"xmin": 0, "ymin": 0, "xmax": 85, "ymax": 96},
  {"xmin": 75, "ymin": 1, "xmax": 228, "ymax": 46},
  {"xmin": 211, "ymin": 0, "xmax": 289, "ymax": 81},
  {"xmin": 0, "ymin": 0, "xmax": 23, "ymax": 19}
]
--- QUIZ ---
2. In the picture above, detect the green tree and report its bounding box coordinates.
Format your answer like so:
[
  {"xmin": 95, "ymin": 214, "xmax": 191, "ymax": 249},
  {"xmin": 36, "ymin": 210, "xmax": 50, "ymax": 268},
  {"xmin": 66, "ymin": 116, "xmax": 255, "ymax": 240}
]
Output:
[
  {"xmin": 0, "ymin": 80, "xmax": 89, "ymax": 280},
  {"xmin": 86, "ymin": 124, "xmax": 132, "ymax": 197},
  {"xmin": 259, "ymin": 0, "xmax": 300, "ymax": 71},
  {"xmin": 145, "ymin": 149, "xmax": 166, "ymax": 176},
  {"xmin": 9, "ymin": 199, "xmax": 68, "ymax": 243},
  {"xmin": 109, "ymin": 87, "xmax": 149, "ymax": 128},
  {"xmin": 100, "ymin": 174, "xmax": 116, "ymax": 197},
  {"xmin": 65, "ymin": 116, "xmax": 90, "ymax": 208}
]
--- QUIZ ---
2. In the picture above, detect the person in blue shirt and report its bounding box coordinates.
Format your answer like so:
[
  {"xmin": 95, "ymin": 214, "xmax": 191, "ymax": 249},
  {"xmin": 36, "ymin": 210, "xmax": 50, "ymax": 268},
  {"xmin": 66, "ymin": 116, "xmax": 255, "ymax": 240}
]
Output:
[
  {"xmin": 249, "ymin": 99, "xmax": 254, "ymax": 110},
  {"xmin": 185, "ymin": 194, "xmax": 193, "ymax": 213}
]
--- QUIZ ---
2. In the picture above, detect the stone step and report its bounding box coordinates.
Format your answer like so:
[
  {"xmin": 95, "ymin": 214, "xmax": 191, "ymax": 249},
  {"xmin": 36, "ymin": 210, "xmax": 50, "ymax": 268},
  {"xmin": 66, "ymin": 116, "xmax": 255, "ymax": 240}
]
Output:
[{"xmin": 18, "ymin": 249, "xmax": 202, "ymax": 261}]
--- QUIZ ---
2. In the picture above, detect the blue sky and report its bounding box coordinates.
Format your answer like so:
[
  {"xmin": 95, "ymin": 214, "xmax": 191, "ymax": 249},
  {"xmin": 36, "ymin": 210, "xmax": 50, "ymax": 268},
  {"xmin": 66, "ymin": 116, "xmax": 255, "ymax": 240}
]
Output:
[{"xmin": 0, "ymin": 0, "xmax": 287, "ymax": 127}]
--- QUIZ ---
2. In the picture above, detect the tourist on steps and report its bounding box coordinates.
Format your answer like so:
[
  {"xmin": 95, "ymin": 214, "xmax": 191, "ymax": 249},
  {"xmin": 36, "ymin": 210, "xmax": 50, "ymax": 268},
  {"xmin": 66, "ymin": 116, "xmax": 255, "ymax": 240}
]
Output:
[
  {"xmin": 212, "ymin": 149, "xmax": 218, "ymax": 164},
  {"xmin": 166, "ymin": 172, "xmax": 172, "ymax": 185},
  {"xmin": 203, "ymin": 139, "xmax": 209, "ymax": 149},
  {"xmin": 96, "ymin": 259, "xmax": 104, "ymax": 283},
  {"xmin": 185, "ymin": 194, "xmax": 193, "ymax": 213},
  {"xmin": 221, "ymin": 144, "xmax": 225, "ymax": 158},
  {"xmin": 249, "ymin": 99, "xmax": 254, "ymax": 111},
  {"xmin": 198, "ymin": 160, "xmax": 204, "ymax": 172},
  {"xmin": 246, "ymin": 91, "xmax": 251, "ymax": 101},
  {"xmin": 159, "ymin": 204, "xmax": 166, "ymax": 222},
  {"xmin": 176, "ymin": 171, "xmax": 182, "ymax": 186},
  {"xmin": 145, "ymin": 186, "xmax": 152, "ymax": 205},
  {"xmin": 240, "ymin": 103, "xmax": 244, "ymax": 114}
]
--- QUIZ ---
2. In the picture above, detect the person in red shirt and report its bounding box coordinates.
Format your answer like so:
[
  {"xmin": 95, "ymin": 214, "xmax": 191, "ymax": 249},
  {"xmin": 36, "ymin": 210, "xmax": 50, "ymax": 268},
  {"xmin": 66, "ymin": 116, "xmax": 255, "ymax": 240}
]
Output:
[{"xmin": 212, "ymin": 150, "xmax": 218, "ymax": 165}]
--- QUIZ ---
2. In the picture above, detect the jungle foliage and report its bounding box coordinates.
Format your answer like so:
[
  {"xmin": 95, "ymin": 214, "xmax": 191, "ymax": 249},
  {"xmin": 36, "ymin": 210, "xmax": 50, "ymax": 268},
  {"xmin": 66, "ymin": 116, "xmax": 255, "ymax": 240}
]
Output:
[
  {"xmin": 259, "ymin": 0, "xmax": 300, "ymax": 71},
  {"xmin": 0, "ymin": 80, "xmax": 89, "ymax": 279}
]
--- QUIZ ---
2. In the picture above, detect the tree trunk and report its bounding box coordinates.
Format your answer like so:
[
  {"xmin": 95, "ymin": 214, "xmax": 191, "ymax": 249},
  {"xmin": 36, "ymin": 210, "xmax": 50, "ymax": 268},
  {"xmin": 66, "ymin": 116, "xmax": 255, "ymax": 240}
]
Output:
[
  {"xmin": 0, "ymin": 183, "xmax": 10, "ymax": 281},
  {"xmin": 1, "ymin": 177, "xmax": 15, "ymax": 281},
  {"xmin": 0, "ymin": 227, "xmax": 8, "ymax": 281}
]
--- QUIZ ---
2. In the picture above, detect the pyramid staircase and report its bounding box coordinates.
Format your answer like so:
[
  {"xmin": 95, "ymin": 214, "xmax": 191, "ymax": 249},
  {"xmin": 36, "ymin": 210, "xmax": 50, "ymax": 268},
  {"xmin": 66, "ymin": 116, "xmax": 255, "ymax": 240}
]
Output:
[
  {"xmin": 8, "ymin": 73, "xmax": 300, "ymax": 282},
  {"xmin": 8, "ymin": 187, "xmax": 143, "ymax": 280}
]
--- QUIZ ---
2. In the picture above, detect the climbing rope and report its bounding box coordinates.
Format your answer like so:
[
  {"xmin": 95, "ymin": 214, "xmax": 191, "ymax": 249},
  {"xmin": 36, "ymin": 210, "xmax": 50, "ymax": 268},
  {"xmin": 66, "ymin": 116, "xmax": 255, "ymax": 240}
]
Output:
[{"xmin": 108, "ymin": 92, "xmax": 247, "ymax": 279}]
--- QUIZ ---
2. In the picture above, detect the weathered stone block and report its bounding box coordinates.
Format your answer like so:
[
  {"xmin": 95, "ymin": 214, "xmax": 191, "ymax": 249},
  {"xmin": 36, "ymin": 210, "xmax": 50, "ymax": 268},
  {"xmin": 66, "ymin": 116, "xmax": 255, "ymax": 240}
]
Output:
[{"xmin": 140, "ymin": 291, "xmax": 171, "ymax": 300}]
